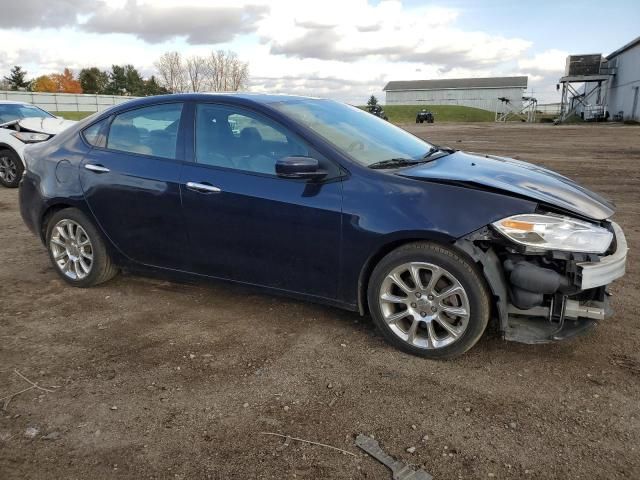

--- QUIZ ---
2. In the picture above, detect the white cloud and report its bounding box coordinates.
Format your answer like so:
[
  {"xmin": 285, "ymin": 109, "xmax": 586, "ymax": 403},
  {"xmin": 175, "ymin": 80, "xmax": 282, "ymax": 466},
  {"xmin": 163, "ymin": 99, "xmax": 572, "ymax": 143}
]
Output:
[
  {"xmin": 82, "ymin": 1, "xmax": 269, "ymax": 44},
  {"xmin": 0, "ymin": 0, "xmax": 561, "ymax": 103},
  {"xmin": 518, "ymin": 49, "xmax": 568, "ymax": 74},
  {"xmin": 259, "ymin": 0, "xmax": 531, "ymax": 70}
]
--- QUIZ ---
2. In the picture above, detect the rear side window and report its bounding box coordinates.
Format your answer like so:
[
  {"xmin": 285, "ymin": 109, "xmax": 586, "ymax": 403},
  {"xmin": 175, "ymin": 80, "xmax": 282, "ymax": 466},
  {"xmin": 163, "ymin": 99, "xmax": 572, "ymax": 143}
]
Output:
[
  {"xmin": 82, "ymin": 118, "xmax": 109, "ymax": 147},
  {"xmin": 107, "ymin": 103, "xmax": 183, "ymax": 159}
]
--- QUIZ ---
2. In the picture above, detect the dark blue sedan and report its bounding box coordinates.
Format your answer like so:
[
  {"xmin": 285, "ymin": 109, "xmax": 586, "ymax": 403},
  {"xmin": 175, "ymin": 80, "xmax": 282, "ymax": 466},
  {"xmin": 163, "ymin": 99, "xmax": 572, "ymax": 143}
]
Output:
[{"xmin": 19, "ymin": 94, "xmax": 627, "ymax": 358}]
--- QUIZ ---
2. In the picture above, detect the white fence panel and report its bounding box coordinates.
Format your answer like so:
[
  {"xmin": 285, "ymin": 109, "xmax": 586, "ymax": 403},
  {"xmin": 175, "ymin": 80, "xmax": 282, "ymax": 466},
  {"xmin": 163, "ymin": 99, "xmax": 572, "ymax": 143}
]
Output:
[
  {"xmin": 537, "ymin": 103, "xmax": 561, "ymax": 114},
  {"xmin": 0, "ymin": 90, "xmax": 140, "ymax": 112}
]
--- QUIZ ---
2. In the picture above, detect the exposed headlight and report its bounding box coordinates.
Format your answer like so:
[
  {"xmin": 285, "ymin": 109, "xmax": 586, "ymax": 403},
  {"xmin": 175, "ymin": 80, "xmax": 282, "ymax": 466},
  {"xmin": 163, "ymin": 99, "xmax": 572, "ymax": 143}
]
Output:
[
  {"xmin": 11, "ymin": 131, "xmax": 51, "ymax": 143},
  {"xmin": 492, "ymin": 214, "xmax": 613, "ymax": 253}
]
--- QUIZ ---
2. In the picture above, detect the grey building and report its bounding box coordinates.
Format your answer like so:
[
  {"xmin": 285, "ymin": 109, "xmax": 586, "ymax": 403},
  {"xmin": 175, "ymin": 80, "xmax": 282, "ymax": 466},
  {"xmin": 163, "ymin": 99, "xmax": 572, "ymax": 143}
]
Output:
[
  {"xmin": 606, "ymin": 36, "xmax": 640, "ymax": 121},
  {"xmin": 383, "ymin": 76, "xmax": 528, "ymax": 113}
]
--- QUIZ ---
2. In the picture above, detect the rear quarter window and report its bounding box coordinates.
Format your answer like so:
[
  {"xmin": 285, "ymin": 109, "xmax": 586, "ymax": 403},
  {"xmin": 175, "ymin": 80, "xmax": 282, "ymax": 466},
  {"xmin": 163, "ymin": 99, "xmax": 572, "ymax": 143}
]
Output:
[{"xmin": 82, "ymin": 118, "xmax": 110, "ymax": 147}]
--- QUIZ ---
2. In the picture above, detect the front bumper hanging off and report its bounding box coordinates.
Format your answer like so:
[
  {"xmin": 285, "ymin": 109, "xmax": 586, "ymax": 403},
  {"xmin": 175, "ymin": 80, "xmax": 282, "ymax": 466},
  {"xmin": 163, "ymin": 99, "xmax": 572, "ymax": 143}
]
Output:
[
  {"xmin": 457, "ymin": 221, "xmax": 628, "ymax": 345},
  {"xmin": 506, "ymin": 221, "xmax": 628, "ymax": 344},
  {"xmin": 577, "ymin": 222, "xmax": 627, "ymax": 290}
]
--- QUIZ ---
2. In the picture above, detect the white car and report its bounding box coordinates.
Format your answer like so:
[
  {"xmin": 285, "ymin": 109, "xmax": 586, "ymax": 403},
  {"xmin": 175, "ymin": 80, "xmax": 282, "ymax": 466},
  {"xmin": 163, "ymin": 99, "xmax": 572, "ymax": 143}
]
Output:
[{"xmin": 0, "ymin": 101, "xmax": 76, "ymax": 188}]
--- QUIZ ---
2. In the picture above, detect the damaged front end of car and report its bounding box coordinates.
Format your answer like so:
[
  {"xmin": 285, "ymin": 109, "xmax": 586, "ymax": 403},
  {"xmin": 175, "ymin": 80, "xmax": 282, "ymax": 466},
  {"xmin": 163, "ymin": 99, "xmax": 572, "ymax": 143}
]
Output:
[
  {"xmin": 1, "ymin": 119, "xmax": 53, "ymax": 144},
  {"xmin": 456, "ymin": 213, "xmax": 628, "ymax": 344}
]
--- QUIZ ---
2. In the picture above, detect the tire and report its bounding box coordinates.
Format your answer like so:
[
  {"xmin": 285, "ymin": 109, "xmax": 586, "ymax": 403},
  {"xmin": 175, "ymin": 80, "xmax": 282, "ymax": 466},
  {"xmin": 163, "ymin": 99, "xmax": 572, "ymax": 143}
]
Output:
[
  {"xmin": 0, "ymin": 149, "xmax": 23, "ymax": 188},
  {"xmin": 367, "ymin": 242, "xmax": 490, "ymax": 359},
  {"xmin": 45, "ymin": 208, "xmax": 118, "ymax": 287}
]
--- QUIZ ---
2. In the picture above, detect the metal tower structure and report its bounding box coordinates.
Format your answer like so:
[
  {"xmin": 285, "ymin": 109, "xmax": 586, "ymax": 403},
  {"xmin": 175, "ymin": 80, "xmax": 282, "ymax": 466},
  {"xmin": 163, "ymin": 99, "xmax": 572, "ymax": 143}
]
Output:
[
  {"xmin": 556, "ymin": 74, "xmax": 611, "ymax": 123},
  {"xmin": 495, "ymin": 96, "xmax": 538, "ymax": 123},
  {"xmin": 555, "ymin": 54, "xmax": 616, "ymax": 123}
]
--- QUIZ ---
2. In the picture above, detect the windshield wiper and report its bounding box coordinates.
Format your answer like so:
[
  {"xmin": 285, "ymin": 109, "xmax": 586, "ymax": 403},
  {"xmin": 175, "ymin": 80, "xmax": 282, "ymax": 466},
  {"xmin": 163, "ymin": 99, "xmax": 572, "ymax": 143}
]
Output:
[
  {"xmin": 418, "ymin": 145, "xmax": 457, "ymax": 163},
  {"xmin": 424, "ymin": 144, "xmax": 457, "ymax": 158},
  {"xmin": 370, "ymin": 145, "xmax": 458, "ymax": 169},
  {"xmin": 368, "ymin": 158, "xmax": 418, "ymax": 169},
  {"xmin": 423, "ymin": 146, "xmax": 439, "ymax": 158}
]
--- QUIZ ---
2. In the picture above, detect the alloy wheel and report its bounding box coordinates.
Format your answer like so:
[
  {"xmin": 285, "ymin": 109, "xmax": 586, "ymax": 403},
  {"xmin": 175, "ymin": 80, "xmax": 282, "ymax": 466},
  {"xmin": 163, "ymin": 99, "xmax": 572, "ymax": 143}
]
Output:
[
  {"xmin": 0, "ymin": 155, "xmax": 17, "ymax": 184},
  {"xmin": 49, "ymin": 219, "xmax": 94, "ymax": 280},
  {"xmin": 378, "ymin": 262, "xmax": 470, "ymax": 349}
]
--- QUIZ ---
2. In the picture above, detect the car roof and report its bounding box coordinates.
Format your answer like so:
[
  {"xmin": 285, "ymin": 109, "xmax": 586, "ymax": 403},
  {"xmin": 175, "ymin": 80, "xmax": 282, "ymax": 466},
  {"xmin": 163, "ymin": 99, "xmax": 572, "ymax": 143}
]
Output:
[
  {"xmin": 107, "ymin": 92, "xmax": 324, "ymax": 113},
  {"xmin": 171, "ymin": 92, "xmax": 318, "ymax": 103}
]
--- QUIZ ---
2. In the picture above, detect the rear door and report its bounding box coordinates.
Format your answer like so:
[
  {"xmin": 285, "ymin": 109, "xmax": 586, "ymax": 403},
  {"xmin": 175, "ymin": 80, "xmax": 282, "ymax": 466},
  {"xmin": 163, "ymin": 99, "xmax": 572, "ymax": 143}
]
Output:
[{"xmin": 80, "ymin": 102, "xmax": 190, "ymax": 270}]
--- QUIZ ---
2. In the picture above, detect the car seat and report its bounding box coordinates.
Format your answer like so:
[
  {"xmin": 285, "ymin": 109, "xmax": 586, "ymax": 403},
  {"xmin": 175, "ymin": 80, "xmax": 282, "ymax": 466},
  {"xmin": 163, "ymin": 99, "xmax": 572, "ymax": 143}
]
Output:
[
  {"xmin": 197, "ymin": 113, "xmax": 238, "ymax": 168},
  {"xmin": 236, "ymin": 127, "xmax": 276, "ymax": 174},
  {"xmin": 108, "ymin": 122, "xmax": 152, "ymax": 155}
]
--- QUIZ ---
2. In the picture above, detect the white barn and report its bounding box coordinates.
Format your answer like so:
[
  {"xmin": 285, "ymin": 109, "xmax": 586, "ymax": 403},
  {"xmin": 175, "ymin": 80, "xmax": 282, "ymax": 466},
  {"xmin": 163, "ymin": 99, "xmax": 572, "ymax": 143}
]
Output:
[
  {"xmin": 606, "ymin": 36, "xmax": 640, "ymax": 121},
  {"xmin": 383, "ymin": 76, "xmax": 528, "ymax": 113}
]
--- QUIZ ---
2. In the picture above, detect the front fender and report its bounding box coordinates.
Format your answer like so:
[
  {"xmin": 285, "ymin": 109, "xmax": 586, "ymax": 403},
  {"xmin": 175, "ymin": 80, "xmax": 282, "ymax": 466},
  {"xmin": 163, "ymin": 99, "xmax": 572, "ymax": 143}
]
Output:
[{"xmin": 340, "ymin": 173, "xmax": 538, "ymax": 308}]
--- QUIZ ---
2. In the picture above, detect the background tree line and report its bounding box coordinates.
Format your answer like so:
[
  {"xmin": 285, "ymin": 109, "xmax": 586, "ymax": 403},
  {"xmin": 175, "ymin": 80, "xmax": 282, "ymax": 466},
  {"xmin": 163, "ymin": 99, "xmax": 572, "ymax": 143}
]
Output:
[
  {"xmin": 1, "ymin": 49, "xmax": 249, "ymax": 96},
  {"xmin": 154, "ymin": 50, "xmax": 249, "ymax": 93},
  {"xmin": 1, "ymin": 65, "xmax": 167, "ymax": 96}
]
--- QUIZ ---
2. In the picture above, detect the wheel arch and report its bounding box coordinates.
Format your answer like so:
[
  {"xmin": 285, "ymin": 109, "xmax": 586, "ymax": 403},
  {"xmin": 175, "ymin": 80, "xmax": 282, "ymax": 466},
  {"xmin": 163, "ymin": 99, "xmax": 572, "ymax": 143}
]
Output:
[
  {"xmin": 0, "ymin": 143, "xmax": 19, "ymax": 155},
  {"xmin": 40, "ymin": 203, "xmax": 75, "ymax": 242},
  {"xmin": 0, "ymin": 143, "xmax": 24, "ymax": 187},
  {"xmin": 38, "ymin": 201, "xmax": 125, "ymax": 267},
  {"xmin": 357, "ymin": 231, "xmax": 465, "ymax": 315}
]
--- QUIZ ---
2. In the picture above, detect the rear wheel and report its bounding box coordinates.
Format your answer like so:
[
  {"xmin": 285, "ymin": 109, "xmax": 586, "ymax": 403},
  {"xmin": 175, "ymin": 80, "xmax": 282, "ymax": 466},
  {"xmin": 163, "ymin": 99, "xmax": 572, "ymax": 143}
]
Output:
[
  {"xmin": 367, "ymin": 242, "xmax": 490, "ymax": 359},
  {"xmin": 0, "ymin": 149, "xmax": 23, "ymax": 188},
  {"xmin": 45, "ymin": 208, "xmax": 118, "ymax": 287}
]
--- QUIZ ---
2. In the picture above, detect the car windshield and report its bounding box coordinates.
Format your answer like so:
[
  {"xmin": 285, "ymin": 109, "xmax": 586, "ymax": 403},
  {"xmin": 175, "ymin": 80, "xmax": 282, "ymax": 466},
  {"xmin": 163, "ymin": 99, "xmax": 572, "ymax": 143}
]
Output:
[
  {"xmin": 271, "ymin": 99, "xmax": 434, "ymax": 166},
  {"xmin": 0, "ymin": 104, "xmax": 54, "ymax": 123}
]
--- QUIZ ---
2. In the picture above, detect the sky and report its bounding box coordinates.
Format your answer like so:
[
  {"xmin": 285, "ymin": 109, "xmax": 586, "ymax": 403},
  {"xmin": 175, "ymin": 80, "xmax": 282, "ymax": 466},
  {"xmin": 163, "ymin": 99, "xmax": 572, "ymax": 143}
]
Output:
[{"xmin": 0, "ymin": 0, "xmax": 638, "ymax": 104}]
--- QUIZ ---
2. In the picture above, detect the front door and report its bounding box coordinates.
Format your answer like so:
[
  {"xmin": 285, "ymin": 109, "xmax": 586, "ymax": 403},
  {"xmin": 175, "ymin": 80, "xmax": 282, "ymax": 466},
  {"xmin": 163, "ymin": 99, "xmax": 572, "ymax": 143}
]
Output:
[
  {"xmin": 180, "ymin": 102, "xmax": 343, "ymax": 299},
  {"xmin": 80, "ymin": 102, "xmax": 190, "ymax": 270}
]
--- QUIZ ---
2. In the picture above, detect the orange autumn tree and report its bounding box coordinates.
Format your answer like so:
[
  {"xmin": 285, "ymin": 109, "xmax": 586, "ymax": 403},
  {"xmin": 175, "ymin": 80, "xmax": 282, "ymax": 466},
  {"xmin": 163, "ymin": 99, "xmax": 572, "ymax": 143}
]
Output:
[
  {"xmin": 32, "ymin": 68, "xmax": 83, "ymax": 93},
  {"xmin": 32, "ymin": 75, "xmax": 58, "ymax": 92},
  {"xmin": 53, "ymin": 68, "xmax": 82, "ymax": 93}
]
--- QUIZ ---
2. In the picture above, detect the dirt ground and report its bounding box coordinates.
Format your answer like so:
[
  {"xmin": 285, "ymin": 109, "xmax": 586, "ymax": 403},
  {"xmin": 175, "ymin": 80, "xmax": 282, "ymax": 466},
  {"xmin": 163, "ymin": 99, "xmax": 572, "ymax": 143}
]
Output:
[{"xmin": 1, "ymin": 122, "xmax": 639, "ymax": 480}]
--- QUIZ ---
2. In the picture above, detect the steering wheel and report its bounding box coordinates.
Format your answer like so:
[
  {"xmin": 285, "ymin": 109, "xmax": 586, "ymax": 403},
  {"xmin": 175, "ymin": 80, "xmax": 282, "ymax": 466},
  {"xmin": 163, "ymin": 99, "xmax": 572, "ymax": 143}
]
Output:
[{"xmin": 347, "ymin": 140, "xmax": 365, "ymax": 152}]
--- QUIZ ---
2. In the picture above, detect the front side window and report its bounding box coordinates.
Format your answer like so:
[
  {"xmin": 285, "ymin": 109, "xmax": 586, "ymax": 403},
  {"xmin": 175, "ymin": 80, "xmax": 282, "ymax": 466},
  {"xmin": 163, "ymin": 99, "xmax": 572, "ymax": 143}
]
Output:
[
  {"xmin": 195, "ymin": 104, "xmax": 308, "ymax": 175},
  {"xmin": 107, "ymin": 103, "xmax": 183, "ymax": 159},
  {"xmin": 272, "ymin": 99, "xmax": 434, "ymax": 166}
]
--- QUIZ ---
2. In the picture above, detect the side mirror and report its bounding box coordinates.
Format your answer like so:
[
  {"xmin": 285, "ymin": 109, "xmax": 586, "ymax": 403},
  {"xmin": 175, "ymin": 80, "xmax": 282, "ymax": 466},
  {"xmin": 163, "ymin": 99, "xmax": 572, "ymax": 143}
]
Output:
[{"xmin": 276, "ymin": 156, "xmax": 327, "ymax": 180}]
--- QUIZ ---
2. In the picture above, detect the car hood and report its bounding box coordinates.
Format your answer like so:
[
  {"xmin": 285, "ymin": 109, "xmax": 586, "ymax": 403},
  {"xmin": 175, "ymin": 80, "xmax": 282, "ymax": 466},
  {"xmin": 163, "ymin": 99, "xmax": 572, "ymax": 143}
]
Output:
[
  {"xmin": 398, "ymin": 151, "xmax": 615, "ymax": 220},
  {"xmin": 17, "ymin": 117, "xmax": 77, "ymax": 135}
]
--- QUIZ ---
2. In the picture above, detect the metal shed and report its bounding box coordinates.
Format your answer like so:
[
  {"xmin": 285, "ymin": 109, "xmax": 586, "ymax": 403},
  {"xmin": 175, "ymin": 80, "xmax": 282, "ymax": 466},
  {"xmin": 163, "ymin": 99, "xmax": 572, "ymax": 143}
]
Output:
[
  {"xmin": 383, "ymin": 76, "xmax": 528, "ymax": 112},
  {"xmin": 606, "ymin": 36, "xmax": 640, "ymax": 121}
]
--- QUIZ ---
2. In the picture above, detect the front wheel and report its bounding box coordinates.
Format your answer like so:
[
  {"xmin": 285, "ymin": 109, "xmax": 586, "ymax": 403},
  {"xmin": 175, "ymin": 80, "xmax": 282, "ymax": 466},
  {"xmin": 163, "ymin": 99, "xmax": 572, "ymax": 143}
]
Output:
[
  {"xmin": 0, "ymin": 149, "xmax": 23, "ymax": 188},
  {"xmin": 46, "ymin": 208, "xmax": 119, "ymax": 287},
  {"xmin": 367, "ymin": 242, "xmax": 490, "ymax": 359}
]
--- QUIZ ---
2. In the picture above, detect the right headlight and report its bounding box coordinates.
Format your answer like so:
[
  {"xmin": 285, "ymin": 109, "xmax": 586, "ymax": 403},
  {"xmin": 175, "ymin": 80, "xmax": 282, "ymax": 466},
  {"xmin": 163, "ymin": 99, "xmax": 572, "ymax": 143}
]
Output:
[{"xmin": 492, "ymin": 214, "xmax": 613, "ymax": 254}]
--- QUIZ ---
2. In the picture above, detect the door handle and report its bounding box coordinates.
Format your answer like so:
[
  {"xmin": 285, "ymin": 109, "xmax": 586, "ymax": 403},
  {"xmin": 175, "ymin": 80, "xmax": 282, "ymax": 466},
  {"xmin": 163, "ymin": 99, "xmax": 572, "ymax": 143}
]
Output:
[
  {"xmin": 84, "ymin": 164, "xmax": 110, "ymax": 173},
  {"xmin": 186, "ymin": 182, "xmax": 221, "ymax": 194}
]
